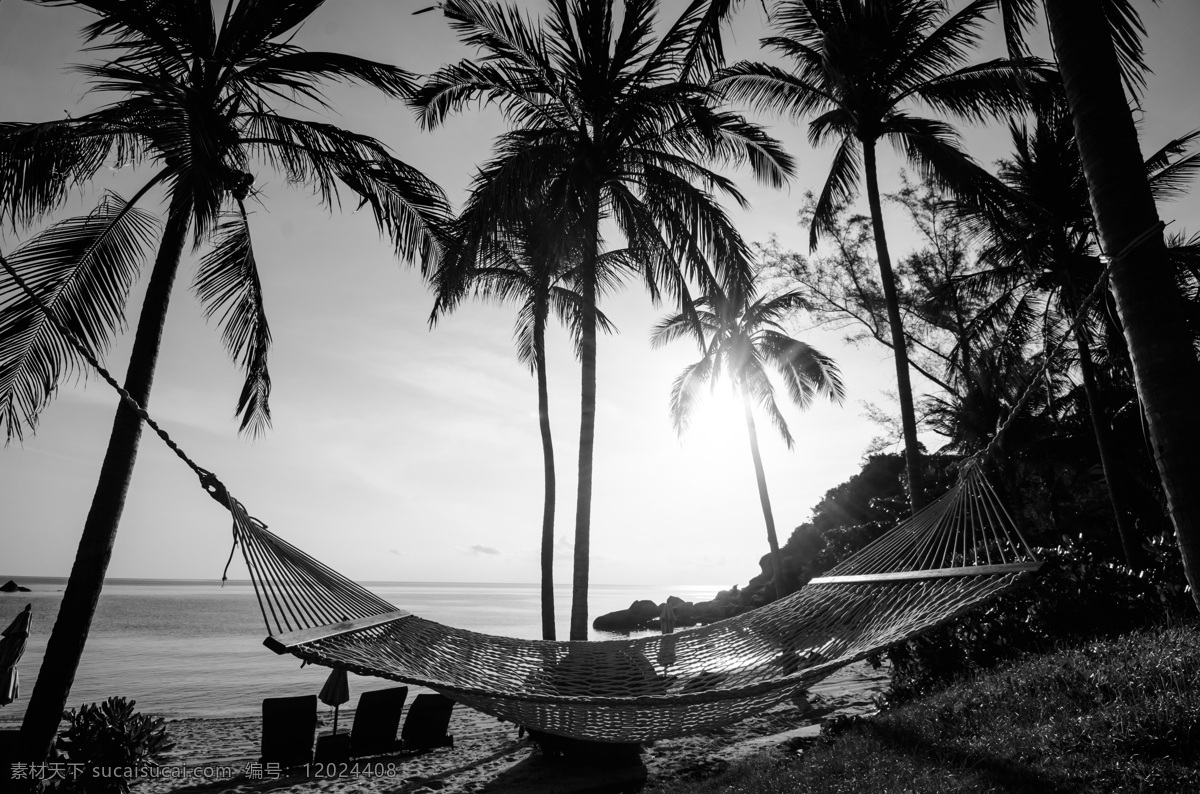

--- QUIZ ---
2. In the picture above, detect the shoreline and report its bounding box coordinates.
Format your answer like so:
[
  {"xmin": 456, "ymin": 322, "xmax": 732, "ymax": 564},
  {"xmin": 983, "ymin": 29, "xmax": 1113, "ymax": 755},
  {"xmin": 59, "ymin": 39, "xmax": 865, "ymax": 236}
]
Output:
[{"xmin": 107, "ymin": 661, "xmax": 889, "ymax": 794}]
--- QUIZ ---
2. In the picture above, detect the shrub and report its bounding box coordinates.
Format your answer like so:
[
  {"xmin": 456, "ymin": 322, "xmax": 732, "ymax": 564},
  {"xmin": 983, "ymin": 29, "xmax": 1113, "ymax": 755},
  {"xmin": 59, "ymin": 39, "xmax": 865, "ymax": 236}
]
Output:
[
  {"xmin": 886, "ymin": 531, "xmax": 1192, "ymax": 702},
  {"xmin": 50, "ymin": 696, "xmax": 174, "ymax": 794}
]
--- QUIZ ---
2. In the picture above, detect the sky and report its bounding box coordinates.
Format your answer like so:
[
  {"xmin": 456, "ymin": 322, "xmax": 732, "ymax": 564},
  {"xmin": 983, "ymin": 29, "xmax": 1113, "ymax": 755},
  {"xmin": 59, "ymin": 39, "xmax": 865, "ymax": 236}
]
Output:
[{"xmin": 2, "ymin": 0, "xmax": 1199, "ymax": 609}]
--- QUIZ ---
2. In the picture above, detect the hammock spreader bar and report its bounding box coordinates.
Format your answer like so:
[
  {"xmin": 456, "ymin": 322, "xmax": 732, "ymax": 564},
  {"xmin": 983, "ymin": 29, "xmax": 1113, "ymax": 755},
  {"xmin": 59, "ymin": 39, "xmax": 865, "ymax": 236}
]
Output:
[{"xmin": 808, "ymin": 561, "xmax": 1042, "ymax": 585}]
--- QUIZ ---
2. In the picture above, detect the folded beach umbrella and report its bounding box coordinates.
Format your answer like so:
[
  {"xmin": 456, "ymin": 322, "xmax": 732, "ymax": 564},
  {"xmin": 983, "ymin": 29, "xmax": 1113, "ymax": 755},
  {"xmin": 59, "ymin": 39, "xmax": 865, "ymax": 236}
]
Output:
[
  {"xmin": 318, "ymin": 667, "xmax": 350, "ymax": 735},
  {"xmin": 0, "ymin": 604, "xmax": 32, "ymax": 707},
  {"xmin": 657, "ymin": 601, "xmax": 678, "ymax": 674},
  {"xmin": 659, "ymin": 600, "xmax": 676, "ymax": 634}
]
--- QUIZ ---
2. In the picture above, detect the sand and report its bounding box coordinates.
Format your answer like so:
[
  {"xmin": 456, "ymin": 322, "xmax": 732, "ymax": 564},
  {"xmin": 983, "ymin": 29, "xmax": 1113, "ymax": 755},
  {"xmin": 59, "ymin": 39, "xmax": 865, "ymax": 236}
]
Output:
[{"xmin": 108, "ymin": 661, "xmax": 889, "ymax": 794}]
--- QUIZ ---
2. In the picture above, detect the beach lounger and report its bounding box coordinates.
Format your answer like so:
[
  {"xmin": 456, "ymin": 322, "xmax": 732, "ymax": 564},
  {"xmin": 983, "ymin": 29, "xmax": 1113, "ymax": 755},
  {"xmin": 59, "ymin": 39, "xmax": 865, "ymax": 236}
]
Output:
[
  {"xmin": 261, "ymin": 694, "xmax": 317, "ymax": 767},
  {"xmin": 401, "ymin": 693, "xmax": 455, "ymax": 751},
  {"xmin": 348, "ymin": 686, "xmax": 408, "ymax": 758}
]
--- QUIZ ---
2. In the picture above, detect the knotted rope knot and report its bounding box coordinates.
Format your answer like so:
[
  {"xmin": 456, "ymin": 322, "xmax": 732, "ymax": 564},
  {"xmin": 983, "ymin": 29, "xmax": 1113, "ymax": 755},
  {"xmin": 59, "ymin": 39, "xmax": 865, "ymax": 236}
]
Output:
[
  {"xmin": 199, "ymin": 470, "xmax": 233, "ymax": 511},
  {"xmin": 957, "ymin": 455, "xmax": 983, "ymax": 481}
]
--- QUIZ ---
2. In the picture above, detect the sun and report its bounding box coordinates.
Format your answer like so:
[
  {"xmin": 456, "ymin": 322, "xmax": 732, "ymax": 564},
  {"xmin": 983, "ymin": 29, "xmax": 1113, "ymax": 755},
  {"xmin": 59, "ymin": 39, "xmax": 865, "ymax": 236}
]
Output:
[{"xmin": 683, "ymin": 385, "xmax": 750, "ymax": 468}]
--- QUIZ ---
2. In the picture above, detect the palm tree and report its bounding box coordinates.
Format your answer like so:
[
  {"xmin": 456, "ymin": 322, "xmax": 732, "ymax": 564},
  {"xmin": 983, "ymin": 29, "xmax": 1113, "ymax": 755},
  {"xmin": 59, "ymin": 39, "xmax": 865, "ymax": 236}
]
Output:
[
  {"xmin": 956, "ymin": 97, "xmax": 1200, "ymax": 569},
  {"xmin": 717, "ymin": 0, "xmax": 1048, "ymax": 513},
  {"xmin": 652, "ymin": 281, "xmax": 844, "ymax": 600},
  {"xmin": 997, "ymin": 0, "xmax": 1200, "ymax": 613},
  {"xmin": 413, "ymin": 0, "xmax": 794, "ymax": 639},
  {"xmin": 0, "ymin": 0, "xmax": 448, "ymax": 762},
  {"xmin": 428, "ymin": 200, "xmax": 622, "ymax": 640}
]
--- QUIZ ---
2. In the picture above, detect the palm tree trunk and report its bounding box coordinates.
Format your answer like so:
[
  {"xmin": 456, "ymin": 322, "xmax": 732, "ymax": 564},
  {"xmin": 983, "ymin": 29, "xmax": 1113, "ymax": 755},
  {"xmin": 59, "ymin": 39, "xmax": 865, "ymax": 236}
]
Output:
[
  {"xmin": 20, "ymin": 193, "xmax": 193, "ymax": 763},
  {"xmin": 1046, "ymin": 0, "xmax": 1200, "ymax": 612},
  {"xmin": 862, "ymin": 140, "xmax": 925, "ymax": 512},
  {"xmin": 569, "ymin": 197, "xmax": 601, "ymax": 642},
  {"xmin": 741, "ymin": 387, "xmax": 785, "ymax": 601},
  {"xmin": 1073, "ymin": 319, "xmax": 1142, "ymax": 569},
  {"xmin": 533, "ymin": 318, "xmax": 556, "ymax": 641}
]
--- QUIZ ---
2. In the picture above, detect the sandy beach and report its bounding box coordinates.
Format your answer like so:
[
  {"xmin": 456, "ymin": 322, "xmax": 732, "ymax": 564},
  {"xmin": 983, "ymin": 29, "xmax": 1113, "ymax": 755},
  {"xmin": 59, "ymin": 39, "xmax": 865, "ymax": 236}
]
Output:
[{"xmin": 117, "ymin": 661, "xmax": 888, "ymax": 794}]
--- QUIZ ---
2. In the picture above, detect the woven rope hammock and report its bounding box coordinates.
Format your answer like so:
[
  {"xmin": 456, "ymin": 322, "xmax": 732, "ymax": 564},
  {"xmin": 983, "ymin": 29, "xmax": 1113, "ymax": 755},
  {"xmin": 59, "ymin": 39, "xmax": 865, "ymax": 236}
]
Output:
[
  {"xmin": 211, "ymin": 462, "xmax": 1040, "ymax": 742},
  {"xmin": 1, "ymin": 249, "xmax": 1047, "ymax": 743}
]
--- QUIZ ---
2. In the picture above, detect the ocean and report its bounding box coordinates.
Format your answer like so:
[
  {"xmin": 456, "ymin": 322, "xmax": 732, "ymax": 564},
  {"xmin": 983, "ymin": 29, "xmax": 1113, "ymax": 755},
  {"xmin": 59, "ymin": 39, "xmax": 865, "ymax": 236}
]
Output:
[{"xmin": 0, "ymin": 578, "xmax": 720, "ymax": 724}]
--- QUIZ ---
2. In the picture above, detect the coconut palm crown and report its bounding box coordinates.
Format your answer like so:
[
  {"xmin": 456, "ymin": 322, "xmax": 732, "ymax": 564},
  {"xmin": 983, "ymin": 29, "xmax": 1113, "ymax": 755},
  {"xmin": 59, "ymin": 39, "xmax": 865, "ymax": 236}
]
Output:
[
  {"xmin": 0, "ymin": 0, "xmax": 449, "ymax": 763},
  {"xmin": 652, "ymin": 280, "xmax": 845, "ymax": 599},
  {"xmin": 1, "ymin": 0, "xmax": 447, "ymax": 438},
  {"xmin": 413, "ymin": 0, "xmax": 795, "ymax": 638}
]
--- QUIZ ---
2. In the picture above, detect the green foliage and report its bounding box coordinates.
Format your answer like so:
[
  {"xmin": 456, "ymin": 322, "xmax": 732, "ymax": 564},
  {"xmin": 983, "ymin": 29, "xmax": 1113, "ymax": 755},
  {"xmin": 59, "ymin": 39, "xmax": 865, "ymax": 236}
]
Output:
[{"xmin": 51, "ymin": 697, "xmax": 174, "ymax": 794}]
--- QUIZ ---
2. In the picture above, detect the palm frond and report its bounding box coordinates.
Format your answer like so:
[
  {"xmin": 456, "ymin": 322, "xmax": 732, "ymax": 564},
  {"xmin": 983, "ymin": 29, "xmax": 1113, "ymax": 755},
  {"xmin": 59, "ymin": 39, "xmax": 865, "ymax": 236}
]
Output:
[
  {"xmin": 650, "ymin": 303, "xmax": 718, "ymax": 350},
  {"xmin": 63, "ymin": 0, "xmax": 209, "ymax": 73},
  {"xmin": 556, "ymin": 290, "xmax": 619, "ymax": 362},
  {"xmin": 742, "ymin": 357, "xmax": 792, "ymax": 448},
  {"xmin": 0, "ymin": 116, "xmax": 134, "ymax": 228},
  {"xmin": 668, "ymin": 0, "xmax": 741, "ymax": 82},
  {"xmin": 997, "ymin": 0, "xmax": 1040, "ymax": 64},
  {"xmin": 884, "ymin": 114, "xmax": 1007, "ymax": 209},
  {"xmin": 1145, "ymin": 130, "xmax": 1200, "ymax": 203},
  {"xmin": 0, "ymin": 193, "xmax": 158, "ymax": 441},
  {"xmin": 758, "ymin": 329, "xmax": 846, "ymax": 407},
  {"xmin": 714, "ymin": 60, "xmax": 835, "ymax": 119},
  {"xmin": 809, "ymin": 135, "xmax": 861, "ymax": 250},
  {"xmin": 216, "ymin": 0, "xmax": 330, "ymax": 65},
  {"xmin": 193, "ymin": 205, "xmax": 273, "ymax": 436},
  {"xmin": 242, "ymin": 114, "xmax": 449, "ymax": 266},
  {"xmin": 668, "ymin": 354, "xmax": 717, "ymax": 436},
  {"xmin": 910, "ymin": 58, "xmax": 1049, "ymax": 123},
  {"xmin": 890, "ymin": 0, "xmax": 996, "ymax": 96},
  {"xmin": 233, "ymin": 51, "xmax": 421, "ymax": 106},
  {"xmin": 1099, "ymin": 0, "xmax": 1157, "ymax": 101}
]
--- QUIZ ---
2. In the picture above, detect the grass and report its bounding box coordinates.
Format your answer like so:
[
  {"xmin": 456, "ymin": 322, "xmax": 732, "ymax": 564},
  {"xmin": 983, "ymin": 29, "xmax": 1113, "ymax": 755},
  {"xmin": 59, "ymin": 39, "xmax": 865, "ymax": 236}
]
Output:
[{"xmin": 647, "ymin": 623, "xmax": 1200, "ymax": 793}]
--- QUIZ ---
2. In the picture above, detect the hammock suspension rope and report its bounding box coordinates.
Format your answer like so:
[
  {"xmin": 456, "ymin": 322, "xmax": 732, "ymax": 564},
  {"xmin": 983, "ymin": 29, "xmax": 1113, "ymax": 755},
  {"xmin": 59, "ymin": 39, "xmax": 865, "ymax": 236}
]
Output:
[{"xmin": 0, "ymin": 220, "xmax": 1165, "ymax": 741}]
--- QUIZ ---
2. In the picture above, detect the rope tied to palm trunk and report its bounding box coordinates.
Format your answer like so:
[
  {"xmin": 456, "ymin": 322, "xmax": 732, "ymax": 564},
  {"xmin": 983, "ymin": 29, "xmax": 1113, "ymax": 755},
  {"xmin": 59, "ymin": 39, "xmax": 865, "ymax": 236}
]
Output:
[{"xmin": 0, "ymin": 249, "xmax": 258, "ymax": 581}]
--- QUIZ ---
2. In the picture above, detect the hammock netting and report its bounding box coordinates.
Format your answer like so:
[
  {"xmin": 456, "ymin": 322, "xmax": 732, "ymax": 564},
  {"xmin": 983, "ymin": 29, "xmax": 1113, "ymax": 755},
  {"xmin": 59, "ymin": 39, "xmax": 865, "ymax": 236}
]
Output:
[{"xmin": 220, "ymin": 462, "xmax": 1041, "ymax": 743}]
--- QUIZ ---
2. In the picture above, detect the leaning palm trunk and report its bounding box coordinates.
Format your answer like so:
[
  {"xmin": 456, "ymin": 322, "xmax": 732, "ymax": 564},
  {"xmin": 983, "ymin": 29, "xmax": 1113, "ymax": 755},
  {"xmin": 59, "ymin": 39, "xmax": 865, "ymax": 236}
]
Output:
[
  {"xmin": 1046, "ymin": 0, "xmax": 1200, "ymax": 612},
  {"xmin": 533, "ymin": 319, "xmax": 556, "ymax": 640},
  {"xmin": 1073, "ymin": 324, "xmax": 1141, "ymax": 568},
  {"xmin": 741, "ymin": 388, "xmax": 785, "ymax": 601},
  {"xmin": 863, "ymin": 141, "xmax": 925, "ymax": 512},
  {"xmin": 20, "ymin": 194, "xmax": 193, "ymax": 763}
]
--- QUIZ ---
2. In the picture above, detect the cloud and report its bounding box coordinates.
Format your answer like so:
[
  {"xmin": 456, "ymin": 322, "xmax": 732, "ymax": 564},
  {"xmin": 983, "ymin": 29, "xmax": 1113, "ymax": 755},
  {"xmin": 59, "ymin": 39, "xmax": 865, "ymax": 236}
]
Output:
[
  {"xmin": 389, "ymin": 549, "xmax": 401, "ymax": 556},
  {"xmin": 467, "ymin": 544, "xmax": 500, "ymax": 556}
]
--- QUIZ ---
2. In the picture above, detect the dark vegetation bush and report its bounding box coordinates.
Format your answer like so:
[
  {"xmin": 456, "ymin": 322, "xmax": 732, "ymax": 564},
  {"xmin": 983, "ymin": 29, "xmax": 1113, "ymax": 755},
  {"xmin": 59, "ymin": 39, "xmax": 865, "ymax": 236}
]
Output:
[
  {"xmin": 648, "ymin": 625, "xmax": 1200, "ymax": 793},
  {"xmin": 49, "ymin": 696, "xmax": 174, "ymax": 794},
  {"xmin": 728, "ymin": 448, "xmax": 1192, "ymax": 699}
]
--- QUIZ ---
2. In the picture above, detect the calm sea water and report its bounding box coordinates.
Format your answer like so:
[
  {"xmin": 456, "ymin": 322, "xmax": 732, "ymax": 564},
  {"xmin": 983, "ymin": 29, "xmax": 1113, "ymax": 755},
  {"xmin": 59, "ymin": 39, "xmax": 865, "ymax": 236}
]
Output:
[{"xmin": 0, "ymin": 578, "xmax": 718, "ymax": 724}]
